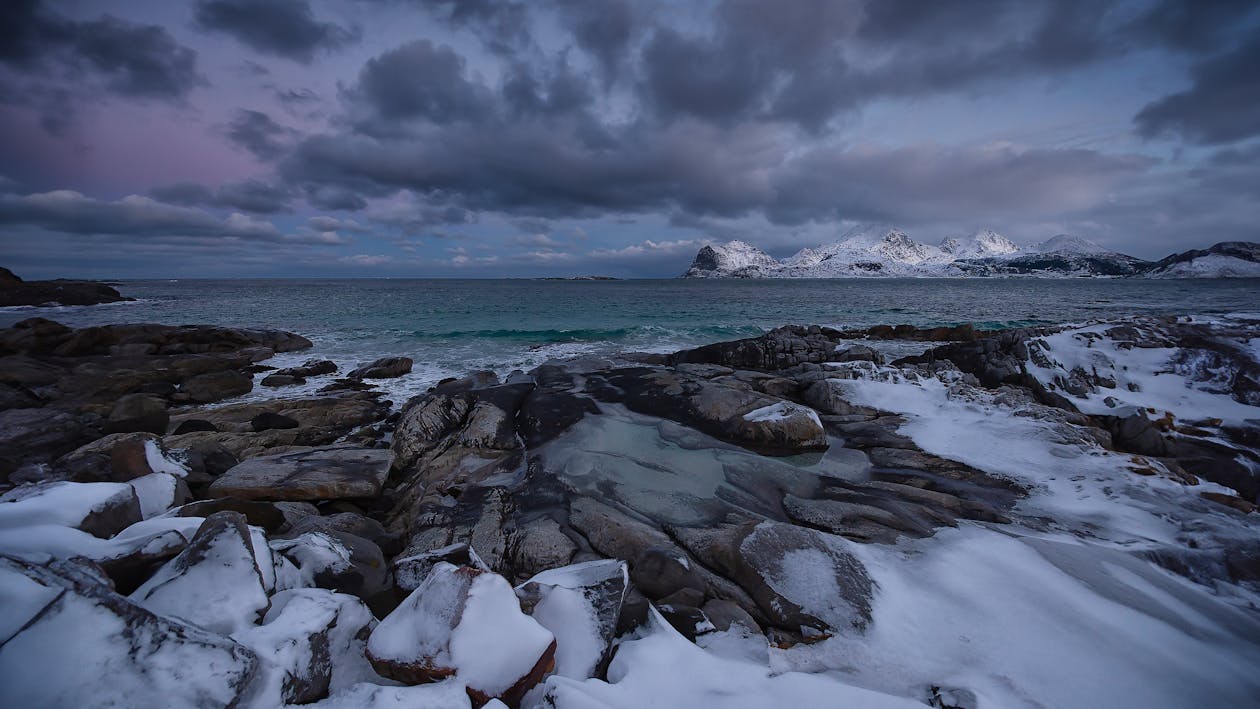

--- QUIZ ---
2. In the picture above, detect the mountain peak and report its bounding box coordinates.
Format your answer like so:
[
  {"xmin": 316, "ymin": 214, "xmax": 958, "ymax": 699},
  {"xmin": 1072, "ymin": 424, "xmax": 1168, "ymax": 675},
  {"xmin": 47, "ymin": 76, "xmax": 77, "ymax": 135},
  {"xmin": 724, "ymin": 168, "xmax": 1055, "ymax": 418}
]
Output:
[{"xmin": 1032, "ymin": 234, "xmax": 1107, "ymax": 254}]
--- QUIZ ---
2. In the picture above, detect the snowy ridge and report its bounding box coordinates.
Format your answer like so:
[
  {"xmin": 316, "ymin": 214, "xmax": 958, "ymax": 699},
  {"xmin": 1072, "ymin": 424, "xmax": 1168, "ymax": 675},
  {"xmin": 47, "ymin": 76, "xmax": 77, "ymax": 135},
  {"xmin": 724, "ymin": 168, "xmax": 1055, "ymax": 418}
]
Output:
[{"xmin": 683, "ymin": 231, "xmax": 1260, "ymax": 279}]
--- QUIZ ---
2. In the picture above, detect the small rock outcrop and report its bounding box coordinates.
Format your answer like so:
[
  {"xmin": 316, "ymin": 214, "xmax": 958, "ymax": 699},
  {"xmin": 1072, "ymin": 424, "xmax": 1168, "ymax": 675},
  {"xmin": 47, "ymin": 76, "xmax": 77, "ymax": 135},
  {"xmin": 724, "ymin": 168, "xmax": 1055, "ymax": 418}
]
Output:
[{"xmin": 209, "ymin": 447, "xmax": 394, "ymax": 501}]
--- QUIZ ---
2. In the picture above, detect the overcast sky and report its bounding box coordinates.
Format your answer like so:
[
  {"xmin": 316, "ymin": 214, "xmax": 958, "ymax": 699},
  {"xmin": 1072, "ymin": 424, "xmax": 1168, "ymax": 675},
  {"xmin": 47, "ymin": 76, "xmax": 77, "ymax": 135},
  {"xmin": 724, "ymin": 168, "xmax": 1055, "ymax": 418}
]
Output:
[{"xmin": 1, "ymin": 0, "xmax": 1257, "ymax": 278}]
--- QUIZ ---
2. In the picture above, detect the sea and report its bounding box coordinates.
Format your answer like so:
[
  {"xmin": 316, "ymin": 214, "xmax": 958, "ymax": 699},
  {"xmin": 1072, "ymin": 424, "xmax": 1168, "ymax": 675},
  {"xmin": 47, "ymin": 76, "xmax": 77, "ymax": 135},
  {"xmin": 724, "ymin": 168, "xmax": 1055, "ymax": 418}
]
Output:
[{"xmin": 4, "ymin": 278, "xmax": 1257, "ymax": 404}]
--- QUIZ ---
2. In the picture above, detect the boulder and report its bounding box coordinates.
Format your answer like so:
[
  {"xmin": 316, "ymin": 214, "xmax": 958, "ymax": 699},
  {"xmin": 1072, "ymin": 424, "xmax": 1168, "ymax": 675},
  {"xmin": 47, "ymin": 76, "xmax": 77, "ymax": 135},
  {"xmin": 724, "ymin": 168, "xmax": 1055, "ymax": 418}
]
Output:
[
  {"xmin": 0, "ymin": 273, "xmax": 132, "ymax": 307},
  {"xmin": 180, "ymin": 370, "xmax": 253, "ymax": 403},
  {"xmin": 0, "ymin": 480, "xmax": 142, "ymax": 538},
  {"xmin": 0, "ymin": 408, "xmax": 87, "ymax": 472},
  {"xmin": 366, "ymin": 563, "xmax": 556, "ymax": 706},
  {"xmin": 0, "ymin": 556, "xmax": 259, "ymax": 708},
  {"xmin": 232, "ymin": 588, "xmax": 376, "ymax": 705},
  {"xmin": 277, "ymin": 360, "xmax": 338, "ymax": 378},
  {"xmin": 129, "ymin": 511, "xmax": 271, "ymax": 635},
  {"xmin": 54, "ymin": 432, "xmax": 169, "ymax": 482},
  {"xmin": 128, "ymin": 472, "xmax": 190, "ymax": 518},
  {"xmin": 251, "ymin": 411, "xmax": 300, "ymax": 431},
  {"xmin": 261, "ymin": 374, "xmax": 306, "ymax": 387},
  {"xmin": 515, "ymin": 559, "xmax": 628, "ymax": 680},
  {"xmin": 208, "ymin": 447, "xmax": 393, "ymax": 501},
  {"xmin": 102, "ymin": 393, "xmax": 169, "ymax": 435},
  {"xmin": 671, "ymin": 325, "xmax": 840, "ymax": 371},
  {"xmin": 349, "ymin": 357, "xmax": 413, "ymax": 380},
  {"xmin": 173, "ymin": 418, "xmax": 218, "ymax": 435},
  {"xmin": 271, "ymin": 530, "xmax": 389, "ymax": 602},
  {"xmin": 172, "ymin": 498, "xmax": 289, "ymax": 532}
]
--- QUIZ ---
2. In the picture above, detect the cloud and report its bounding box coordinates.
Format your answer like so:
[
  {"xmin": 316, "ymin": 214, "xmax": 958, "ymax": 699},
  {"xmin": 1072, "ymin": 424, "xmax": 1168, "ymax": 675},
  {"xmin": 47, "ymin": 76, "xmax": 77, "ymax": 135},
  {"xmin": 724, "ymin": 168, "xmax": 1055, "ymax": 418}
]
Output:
[
  {"xmin": 151, "ymin": 179, "xmax": 294, "ymax": 214},
  {"xmin": 226, "ymin": 109, "xmax": 298, "ymax": 160},
  {"xmin": 0, "ymin": 1, "xmax": 204, "ymax": 134},
  {"xmin": 1134, "ymin": 35, "xmax": 1260, "ymax": 145},
  {"xmin": 340, "ymin": 254, "xmax": 391, "ymax": 266},
  {"xmin": 194, "ymin": 0, "xmax": 360, "ymax": 63},
  {"xmin": 0, "ymin": 190, "xmax": 331, "ymax": 242}
]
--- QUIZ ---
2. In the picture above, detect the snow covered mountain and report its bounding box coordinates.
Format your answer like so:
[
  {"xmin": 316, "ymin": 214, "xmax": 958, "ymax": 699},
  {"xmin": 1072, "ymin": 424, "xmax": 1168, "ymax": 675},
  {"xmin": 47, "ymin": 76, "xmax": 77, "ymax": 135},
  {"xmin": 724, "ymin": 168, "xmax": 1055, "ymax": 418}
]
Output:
[
  {"xmin": 683, "ymin": 230, "xmax": 1260, "ymax": 279},
  {"xmin": 1145, "ymin": 242, "xmax": 1260, "ymax": 278},
  {"xmin": 683, "ymin": 228, "xmax": 1166, "ymax": 278}
]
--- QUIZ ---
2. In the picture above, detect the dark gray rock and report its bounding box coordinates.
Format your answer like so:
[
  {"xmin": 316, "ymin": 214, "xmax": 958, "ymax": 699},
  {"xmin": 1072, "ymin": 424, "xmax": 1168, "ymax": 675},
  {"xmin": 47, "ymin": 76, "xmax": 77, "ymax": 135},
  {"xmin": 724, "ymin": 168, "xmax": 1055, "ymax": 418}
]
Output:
[
  {"xmin": 276, "ymin": 359, "xmax": 337, "ymax": 378},
  {"xmin": 208, "ymin": 446, "xmax": 393, "ymax": 501},
  {"xmin": 179, "ymin": 370, "xmax": 253, "ymax": 403},
  {"xmin": 103, "ymin": 393, "xmax": 169, "ymax": 435},
  {"xmin": 172, "ymin": 419, "xmax": 218, "ymax": 435},
  {"xmin": 260, "ymin": 374, "xmax": 306, "ymax": 387},
  {"xmin": 349, "ymin": 357, "xmax": 412, "ymax": 380},
  {"xmin": 671, "ymin": 325, "xmax": 841, "ymax": 371},
  {"xmin": 251, "ymin": 411, "xmax": 300, "ymax": 431}
]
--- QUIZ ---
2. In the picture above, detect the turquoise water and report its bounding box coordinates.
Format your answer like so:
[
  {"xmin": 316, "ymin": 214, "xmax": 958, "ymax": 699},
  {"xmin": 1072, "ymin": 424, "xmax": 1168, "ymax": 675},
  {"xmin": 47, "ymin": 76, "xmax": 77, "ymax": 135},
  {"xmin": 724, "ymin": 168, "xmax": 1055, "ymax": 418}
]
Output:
[{"xmin": 3, "ymin": 278, "xmax": 1257, "ymax": 397}]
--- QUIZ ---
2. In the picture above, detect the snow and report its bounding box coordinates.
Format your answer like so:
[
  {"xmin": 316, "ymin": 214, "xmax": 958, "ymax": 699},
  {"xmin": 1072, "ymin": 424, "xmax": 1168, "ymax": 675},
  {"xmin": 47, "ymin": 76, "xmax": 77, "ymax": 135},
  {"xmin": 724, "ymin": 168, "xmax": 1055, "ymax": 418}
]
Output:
[
  {"xmin": 0, "ymin": 480, "xmax": 136, "ymax": 532},
  {"xmin": 128, "ymin": 472, "xmax": 182, "ymax": 519},
  {"xmin": 1030, "ymin": 234, "xmax": 1108, "ymax": 254},
  {"xmin": 542, "ymin": 608, "xmax": 923, "ymax": 708},
  {"xmin": 449, "ymin": 571, "xmax": 556, "ymax": 695},
  {"xmin": 742, "ymin": 401, "xmax": 822, "ymax": 429},
  {"xmin": 1025, "ymin": 324, "xmax": 1260, "ymax": 425},
  {"xmin": 367, "ymin": 561, "xmax": 468, "ymax": 665},
  {"xmin": 0, "ymin": 568, "xmax": 258, "ymax": 708},
  {"xmin": 270, "ymin": 532, "xmax": 354, "ymax": 590},
  {"xmin": 305, "ymin": 680, "xmax": 472, "ymax": 708},
  {"xmin": 531, "ymin": 585, "xmax": 606, "ymax": 680},
  {"xmin": 130, "ymin": 516, "xmax": 270, "ymax": 635},
  {"xmin": 0, "ymin": 559, "xmax": 62, "ymax": 644},
  {"xmin": 144, "ymin": 439, "xmax": 189, "ymax": 477},
  {"xmin": 809, "ymin": 363, "xmax": 1260, "ymax": 707}
]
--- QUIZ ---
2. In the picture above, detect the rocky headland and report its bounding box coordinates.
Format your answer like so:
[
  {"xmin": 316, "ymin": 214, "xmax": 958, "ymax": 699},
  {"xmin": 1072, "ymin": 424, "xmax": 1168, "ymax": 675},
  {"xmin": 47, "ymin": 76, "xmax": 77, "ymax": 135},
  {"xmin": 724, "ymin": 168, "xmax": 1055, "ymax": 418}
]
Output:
[
  {"xmin": 0, "ymin": 266, "xmax": 134, "ymax": 307},
  {"xmin": 1, "ymin": 312, "xmax": 1258, "ymax": 707}
]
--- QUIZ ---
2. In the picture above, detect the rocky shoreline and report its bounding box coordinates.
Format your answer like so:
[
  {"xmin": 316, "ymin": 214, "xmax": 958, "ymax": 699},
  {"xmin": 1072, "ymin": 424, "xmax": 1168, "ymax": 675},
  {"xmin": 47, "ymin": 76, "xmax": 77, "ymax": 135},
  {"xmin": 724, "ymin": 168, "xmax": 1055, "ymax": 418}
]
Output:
[{"xmin": 2, "ymin": 314, "xmax": 1258, "ymax": 706}]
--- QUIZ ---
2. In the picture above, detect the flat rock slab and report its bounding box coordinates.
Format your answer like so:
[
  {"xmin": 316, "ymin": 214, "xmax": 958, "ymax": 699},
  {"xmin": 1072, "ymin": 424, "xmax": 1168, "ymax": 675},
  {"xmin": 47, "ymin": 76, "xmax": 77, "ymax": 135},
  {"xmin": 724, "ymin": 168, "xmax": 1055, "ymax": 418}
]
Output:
[{"xmin": 208, "ymin": 446, "xmax": 393, "ymax": 501}]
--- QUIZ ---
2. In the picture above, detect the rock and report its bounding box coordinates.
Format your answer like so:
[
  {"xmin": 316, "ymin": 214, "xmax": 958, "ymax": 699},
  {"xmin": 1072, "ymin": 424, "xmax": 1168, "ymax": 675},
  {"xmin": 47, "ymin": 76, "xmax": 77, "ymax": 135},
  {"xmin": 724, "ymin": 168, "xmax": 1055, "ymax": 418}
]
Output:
[
  {"xmin": 367, "ymin": 563, "xmax": 556, "ymax": 705},
  {"xmin": 0, "ymin": 407, "xmax": 87, "ymax": 472},
  {"xmin": 102, "ymin": 393, "xmax": 169, "ymax": 435},
  {"xmin": 272, "ymin": 530, "xmax": 389, "ymax": 602},
  {"xmin": 232, "ymin": 588, "xmax": 376, "ymax": 705},
  {"xmin": 251, "ymin": 411, "xmax": 300, "ymax": 431},
  {"xmin": 655, "ymin": 603, "xmax": 712, "ymax": 641},
  {"xmin": 515, "ymin": 559, "xmax": 628, "ymax": 680},
  {"xmin": 129, "ymin": 511, "xmax": 271, "ymax": 635},
  {"xmin": 782, "ymin": 494, "xmax": 934, "ymax": 543},
  {"xmin": 701, "ymin": 598, "xmax": 761, "ymax": 633},
  {"xmin": 1200, "ymin": 491, "xmax": 1256, "ymax": 514},
  {"xmin": 834, "ymin": 344, "xmax": 882, "ymax": 363},
  {"xmin": 180, "ymin": 370, "xmax": 253, "ymax": 403},
  {"xmin": 517, "ymin": 388, "xmax": 599, "ymax": 447},
  {"xmin": 0, "ymin": 556, "xmax": 259, "ymax": 708},
  {"xmin": 277, "ymin": 359, "xmax": 338, "ymax": 378},
  {"xmin": 1110, "ymin": 413, "xmax": 1169, "ymax": 457},
  {"xmin": 173, "ymin": 418, "xmax": 218, "ymax": 435},
  {"xmin": 631, "ymin": 546, "xmax": 707, "ymax": 601},
  {"xmin": 288, "ymin": 512, "xmax": 401, "ymax": 557},
  {"xmin": 595, "ymin": 368, "xmax": 827, "ymax": 454},
  {"xmin": 172, "ymin": 498, "xmax": 289, "ymax": 532},
  {"xmin": 128, "ymin": 472, "xmax": 190, "ymax": 518},
  {"xmin": 261, "ymin": 374, "xmax": 306, "ymax": 387},
  {"xmin": 0, "ymin": 480, "xmax": 142, "ymax": 538},
  {"xmin": 507, "ymin": 517, "xmax": 578, "ymax": 578},
  {"xmin": 801, "ymin": 379, "xmax": 855, "ymax": 415},
  {"xmin": 393, "ymin": 543, "xmax": 490, "ymax": 592},
  {"xmin": 349, "ymin": 357, "xmax": 413, "ymax": 380},
  {"xmin": 671, "ymin": 325, "xmax": 841, "ymax": 371},
  {"xmin": 208, "ymin": 446, "xmax": 393, "ymax": 501},
  {"xmin": 53, "ymin": 432, "xmax": 168, "ymax": 482}
]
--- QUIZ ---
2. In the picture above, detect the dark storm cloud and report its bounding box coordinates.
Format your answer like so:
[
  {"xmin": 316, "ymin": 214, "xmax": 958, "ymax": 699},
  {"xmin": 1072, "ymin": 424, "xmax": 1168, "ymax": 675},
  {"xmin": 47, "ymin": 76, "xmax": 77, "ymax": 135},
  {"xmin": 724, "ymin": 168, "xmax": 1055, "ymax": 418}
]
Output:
[
  {"xmin": 1127, "ymin": 0, "xmax": 1260, "ymax": 51},
  {"xmin": 226, "ymin": 109, "xmax": 298, "ymax": 160},
  {"xmin": 0, "ymin": 0, "xmax": 204, "ymax": 100},
  {"xmin": 1134, "ymin": 35, "xmax": 1260, "ymax": 145},
  {"xmin": 553, "ymin": 0, "xmax": 636, "ymax": 84},
  {"xmin": 352, "ymin": 40, "xmax": 494, "ymax": 131},
  {"xmin": 0, "ymin": 189, "xmax": 287, "ymax": 240},
  {"xmin": 151, "ymin": 179, "xmax": 294, "ymax": 214},
  {"xmin": 194, "ymin": 0, "xmax": 360, "ymax": 63},
  {"xmin": 419, "ymin": 0, "xmax": 532, "ymax": 56}
]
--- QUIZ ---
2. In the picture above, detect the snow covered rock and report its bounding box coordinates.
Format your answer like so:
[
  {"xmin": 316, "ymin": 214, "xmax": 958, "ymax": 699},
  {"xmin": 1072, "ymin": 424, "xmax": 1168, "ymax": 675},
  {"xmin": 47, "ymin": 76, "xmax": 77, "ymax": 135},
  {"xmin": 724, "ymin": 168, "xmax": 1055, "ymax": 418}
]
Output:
[
  {"xmin": 305, "ymin": 680, "xmax": 473, "ymax": 708},
  {"xmin": 129, "ymin": 511, "xmax": 271, "ymax": 635},
  {"xmin": 516, "ymin": 559, "xmax": 628, "ymax": 680},
  {"xmin": 270, "ymin": 530, "xmax": 388, "ymax": 600},
  {"xmin": 207, "ymin": 445, "xmax": 393, "ymax": 501},
  {"xmin": 129, "ymin": 472, "xmax": 190, "ymax": 519},
  {"xmin": 0, "ymin": 480, "xmax": 142, "ymax": 538},
  {"xmin": 367, "ymin": 562, "xmax": 557, "ymax": 705},
  {"xmin": 683, "ymin": 241, "xmax": 779, "ymax": 278},
  {"xmin": 233, "ymin": 588, "xmax": 377, "ymax": 705},
  {"xmin": 0, "ymin": 555, "xmax": 260, "ymax": 708}
]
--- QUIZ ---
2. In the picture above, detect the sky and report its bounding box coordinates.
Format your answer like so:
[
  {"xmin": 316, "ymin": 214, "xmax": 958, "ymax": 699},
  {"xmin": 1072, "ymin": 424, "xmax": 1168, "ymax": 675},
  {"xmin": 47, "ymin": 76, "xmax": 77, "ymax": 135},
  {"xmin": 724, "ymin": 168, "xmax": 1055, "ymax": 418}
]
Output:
[{"xmin": 0, "ymin": 0, "xmax": 1257, "ymax": 279}]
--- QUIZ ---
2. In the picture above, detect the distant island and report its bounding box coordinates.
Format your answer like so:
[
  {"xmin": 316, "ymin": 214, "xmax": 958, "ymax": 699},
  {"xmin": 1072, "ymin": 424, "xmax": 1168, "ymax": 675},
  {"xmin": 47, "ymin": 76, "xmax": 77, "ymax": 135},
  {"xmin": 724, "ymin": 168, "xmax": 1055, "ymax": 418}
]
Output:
[
  {"xmin": 682, "ymin": 229, "xmax": 1260, "ymax": 279},
  {"xmin": 536, "ymin": 275, "xmax": 623, "ymax": 281}
]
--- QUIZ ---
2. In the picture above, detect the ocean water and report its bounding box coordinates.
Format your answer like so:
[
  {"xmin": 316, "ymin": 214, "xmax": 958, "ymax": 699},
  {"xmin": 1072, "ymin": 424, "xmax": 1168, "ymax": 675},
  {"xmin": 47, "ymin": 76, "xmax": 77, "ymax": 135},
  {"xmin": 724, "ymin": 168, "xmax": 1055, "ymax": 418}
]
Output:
[{"xmin": 4, "ymin": 278, "xmax": 1257, "ymax": 403}]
